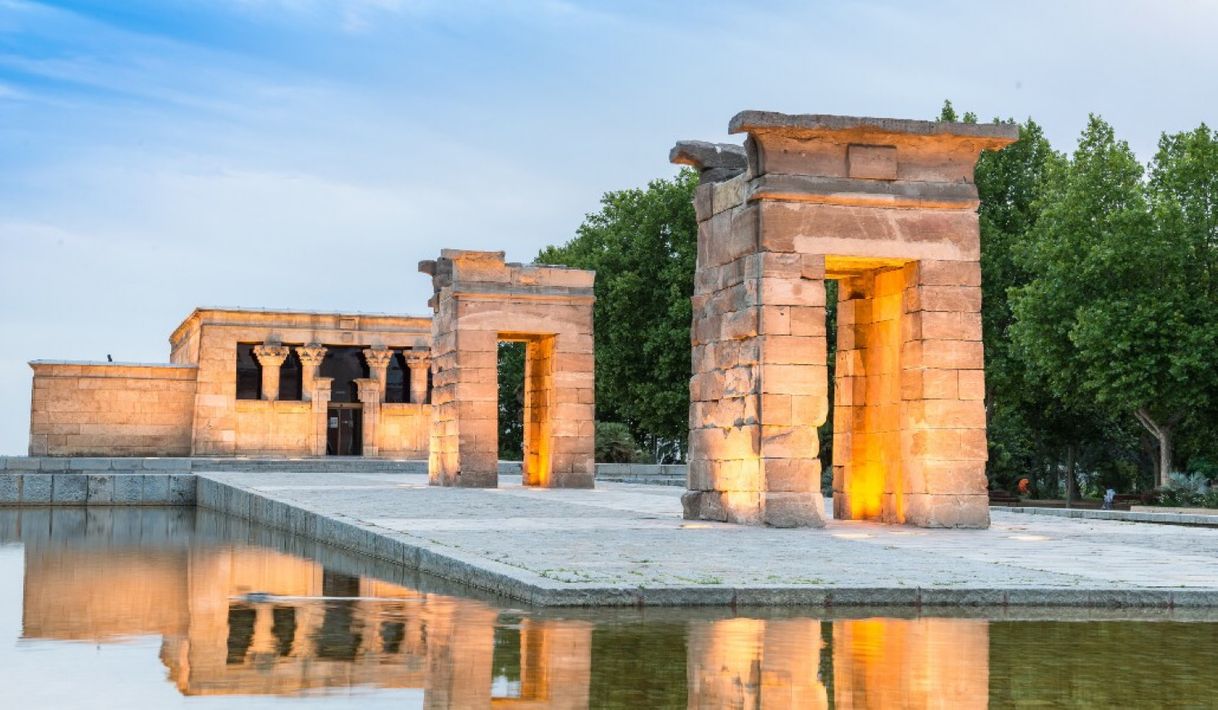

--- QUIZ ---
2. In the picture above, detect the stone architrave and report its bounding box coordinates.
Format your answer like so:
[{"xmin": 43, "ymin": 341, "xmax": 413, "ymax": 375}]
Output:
[
  {"xmin": 673, "ymin": 111, "xmax": 1017, "ymax": 528},
  {"xmin": 362, "ymin": 346, "xmax": 395, "ymax": 402},
  {"xmin": 296, "ymin": 344, "xmax": 327, "ymax": 402},
  {"xmin": 354, "ymin": 378, "xmax": 381, "ymax": 457},
  {"xmin": 252, "ymin": 344, "xmax": 290, "ymax": 402},
  {"xmin": 419, "ymin": 250, "xmax": 595, "ymax": 489},
  {"xmin": 403, "ymin": 349, "xmax": 431, "ymax": 404}
]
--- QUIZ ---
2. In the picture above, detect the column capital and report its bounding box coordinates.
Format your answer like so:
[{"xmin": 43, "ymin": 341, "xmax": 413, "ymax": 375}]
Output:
[
  {"xmin": 252, "ymin": 344, "xmax": 290, "ymax": 368},
  {"xmin": 296, "ymin": 344, "xmax": 327, "ymax": 366},
  {"xmin": 353, "ymin": 377, "xmax": 381, "ymax": 404},
  {"xmin": 403, "ymin": 348, "xmax": 431, "ymax": 367},
  {"xmin": 363, "ymin": 347, "xmax": 395, "ymax": 370}
]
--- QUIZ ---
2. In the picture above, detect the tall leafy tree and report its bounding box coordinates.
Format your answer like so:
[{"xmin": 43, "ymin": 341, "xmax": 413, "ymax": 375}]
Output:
[
  {"xmin": 1147, "ymin": 124, "xmax": 1218, "ymax": 476},
  {"xmin": 537, "ymin": 170, "xmax": 698, "ymax": 458},
  {"xmin": 1010, "ymin": 116, "xmax": 1218, "ymax": 486}
]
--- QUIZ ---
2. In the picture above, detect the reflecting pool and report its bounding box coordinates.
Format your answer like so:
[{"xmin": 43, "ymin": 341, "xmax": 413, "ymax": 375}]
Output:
[{"xmin": 1, "ymin": 507, "xmax": 1215, "ymax": 708}]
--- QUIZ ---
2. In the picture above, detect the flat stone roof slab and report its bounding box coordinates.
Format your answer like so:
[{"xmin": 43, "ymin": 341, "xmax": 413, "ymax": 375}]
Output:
[
  {"xmin": 729, "ymin": 110, "xmax": 1021, "ymax": 145},
  {"xmin": 196, "ymin": 471, "xmax": 1218, "ymax": 608}
]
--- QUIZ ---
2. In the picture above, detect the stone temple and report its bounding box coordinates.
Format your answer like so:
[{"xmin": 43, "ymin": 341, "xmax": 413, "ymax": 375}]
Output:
[
  {"xmin": 26, "ymin": 110, "xmax": 1016, "ymax": 527},
  {"xmin": 27, "ymin": 251, "xmax": 596, "ymax": 491},
  {"xmin": 673, "ymin": 111, "xmax": 1017, "ymax": 529}
]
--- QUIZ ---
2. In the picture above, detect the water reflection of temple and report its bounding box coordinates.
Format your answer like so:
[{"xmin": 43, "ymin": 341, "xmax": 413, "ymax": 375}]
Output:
[
  {"xmin": 19, "ymin": 533, "xmax": 591, "ymax": 705},
  {"xmin": 18, "ymin": 522, "xmax": 990, "ymax": 707},
  {"xmin": 36, "ymin": 507, "xmax": 1211, "ymax": 708}
]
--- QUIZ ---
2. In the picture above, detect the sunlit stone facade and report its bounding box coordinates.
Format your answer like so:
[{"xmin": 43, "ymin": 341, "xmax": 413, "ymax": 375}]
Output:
[
  {"xmin": 28, "ymin": 308, "xmax": 432, "ymax": 458},
  {"xmin": 674, "ymin": 111, "xmax": 1018, "ymax": 528}
]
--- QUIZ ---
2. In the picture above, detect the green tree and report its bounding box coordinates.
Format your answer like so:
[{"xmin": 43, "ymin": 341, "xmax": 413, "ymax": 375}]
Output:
[
  {"xmin": 537, "ymin": 170, "xmax": 699, "ymax": 459},
  {"xmin": 497, "ymin": 341, "xmax": 524, "ymax": 460},
  {"xmin": 1010, "ymin": 116, "xmax": 1218, "ymax": 486}
]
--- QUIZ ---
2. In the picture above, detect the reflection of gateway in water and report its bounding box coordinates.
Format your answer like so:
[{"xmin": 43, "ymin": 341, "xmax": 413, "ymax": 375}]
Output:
[
  {"xmin": 14, "ymin": 518, "xmax": 991, "ymax": 707},
  {"xmin": 19, "ymin": 509, "xmax": 1212, "ymax": 707}
]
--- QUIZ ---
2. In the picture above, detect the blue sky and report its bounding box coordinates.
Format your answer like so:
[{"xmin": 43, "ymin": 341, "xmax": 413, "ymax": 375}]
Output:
[{"xmin": 1, "ymin": 0, "xmax": 1215, "ymax": 454}]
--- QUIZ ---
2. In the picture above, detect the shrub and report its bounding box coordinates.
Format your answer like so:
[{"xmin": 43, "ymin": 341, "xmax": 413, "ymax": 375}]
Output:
[{"xmin": 596, "ymin": 422, "xmax": 640, "ymax": 463}]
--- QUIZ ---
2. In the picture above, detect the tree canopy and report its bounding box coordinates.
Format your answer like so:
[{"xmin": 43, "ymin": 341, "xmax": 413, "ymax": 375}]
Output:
[
  {"xmin": 537, "ymin": 170, "xmax": 698, "ymax": 460},
  {"xmin": 1010, "ymin": 116, "xmax": 1218, "ymax": 486}
]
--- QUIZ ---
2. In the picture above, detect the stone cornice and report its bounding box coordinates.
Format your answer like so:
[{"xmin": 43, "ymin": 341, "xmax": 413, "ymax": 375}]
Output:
[{"xmin": 746, "ymin": 174, "xmax": 980, "ymax": 210}]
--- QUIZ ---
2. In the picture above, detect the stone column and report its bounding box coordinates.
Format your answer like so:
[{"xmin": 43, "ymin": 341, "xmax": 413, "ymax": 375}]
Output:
[
  {"xmin": 403, "ymin": 349, "xmax": 431, "ymax": 404},
  {"xmin": 296, "ymin": 344, "xmax": 327, "ymax": 402},
  {"xmin": 252, "ymin": 344, "xmax": 290, "ymax": 401},
  {"xmin": 312, "ymin": 377, "xmax": 332, "ymax": 456},
  {"xmin": 898, "ymin": 260, "xmax": 989, "ymax": 528},
  {"xmin": 363, "ymin": 347, "xmax": 394, "ymax": 403},
  {"xmin": 354, "ymin": 378, "xmax": 381, "ymax": 457}
]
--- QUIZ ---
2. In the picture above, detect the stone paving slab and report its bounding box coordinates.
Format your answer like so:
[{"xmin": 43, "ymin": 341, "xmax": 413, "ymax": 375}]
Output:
[{"xmin": 196, "ymin": 470, "xmax": 1218, "ymax": 608}]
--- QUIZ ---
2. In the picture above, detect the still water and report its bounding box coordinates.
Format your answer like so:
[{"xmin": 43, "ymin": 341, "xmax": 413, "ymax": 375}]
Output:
[{"xmin": 0, "ymin": 507, "xmax": 1214, "ymax": 709}]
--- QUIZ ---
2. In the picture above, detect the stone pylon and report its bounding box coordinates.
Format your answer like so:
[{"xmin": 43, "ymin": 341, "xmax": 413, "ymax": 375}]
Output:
[
  {"xmin": 420, "ymin": 250, "xmax": 596, "ymax": 488},
  {"xmin": 674, "ymin": 111, "xmax": 1018, "ymax": 528}
]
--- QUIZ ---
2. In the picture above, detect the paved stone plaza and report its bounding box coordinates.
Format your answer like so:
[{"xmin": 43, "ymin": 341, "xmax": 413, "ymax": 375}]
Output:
[{"xmin": 199, "ymin": 470, "xmax": 1218, "ymax": 607}]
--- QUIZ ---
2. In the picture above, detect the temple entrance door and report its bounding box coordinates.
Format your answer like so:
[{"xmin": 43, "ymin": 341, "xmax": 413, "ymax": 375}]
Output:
[{"xmin": 326, "ymin": 404, "xmax": 363, "ymax": 456}]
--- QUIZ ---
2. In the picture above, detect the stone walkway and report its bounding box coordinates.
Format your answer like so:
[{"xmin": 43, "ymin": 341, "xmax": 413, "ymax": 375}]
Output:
[{"xmin": 197, "ymin": 471, "xmax": 1218, "ymax": 607}]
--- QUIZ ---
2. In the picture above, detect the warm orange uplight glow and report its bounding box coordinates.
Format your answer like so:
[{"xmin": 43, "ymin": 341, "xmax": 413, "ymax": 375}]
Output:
[
  {"xmin": 833, "ymin": 618, "xmax": 989, "ymax": 709},
  {"xmin": 508, "ymin": 333, "xmax": 556, "ymax": 488},
  {"xmin": 840, "ymin": 266, "xmax": 908, "ymax": 523}
]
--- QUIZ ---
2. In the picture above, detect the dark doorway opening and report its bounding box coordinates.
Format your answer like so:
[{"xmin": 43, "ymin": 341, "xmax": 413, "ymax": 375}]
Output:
[
  {"xmin": 319, "ymin": 346, "xmax": 369, "ymax": 404},
  {"xmin": 327, "ymin": 404, "xmax": 362, "ymax": 456}
]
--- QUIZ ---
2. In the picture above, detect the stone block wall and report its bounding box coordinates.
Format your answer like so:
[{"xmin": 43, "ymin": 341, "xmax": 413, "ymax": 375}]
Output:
[
  {"xmin": 422, "ymin": 250, "xmax": 595, "ymax": 488},
  {"xmin": 29, "ymin": 362, "xmax": 197, "ymax": 456},
  {"xmin": 683, "ymin": 184, "xmax": 829, "ymax": 527},
  {"xmin": 378, "ymin": 403, "xmax": 431, "ymax": 459},
  {"xmin": 0, "ymin": 457, "xmax": 195, "ymax": 505},
  {"xmin": 232, "ymin": 400, "xmax": 314, "ymax": 456}
]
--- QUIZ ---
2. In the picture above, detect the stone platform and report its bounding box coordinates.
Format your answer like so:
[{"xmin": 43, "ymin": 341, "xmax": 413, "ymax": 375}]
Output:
[{"xmin": 197, "ymin": 470, "xmax": 1218, "ymax": 608}]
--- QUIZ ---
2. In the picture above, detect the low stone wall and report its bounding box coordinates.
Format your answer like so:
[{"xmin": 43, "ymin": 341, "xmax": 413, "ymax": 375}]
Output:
[
  {"xmin": 0, "ymin": 456, "xmax": 432, "ymax": 505},
  {"xmin": 378, "ymin": 403, "xmax": 431, "ymax": 458},
  {"xmin": 29, "ymin": 361, "xmax": 198, "ymax": 457},
  {"xmin": 0, "ymin": 457, "xmax": 195, "ymax": 505},
  {"xmin": 0, "ymin": 456, "xmax": 687, "ymax": 506},
  {"xmin": 232, "ymin": 400, "xmax": 314, "ymax": 456},
  {"xmin": 595, "ymin": 463, "xmax": 687, "ymax": 487},
  {"xmin": 1005, "ymin": 505, "xmax": 1218, "ymax": 528}
]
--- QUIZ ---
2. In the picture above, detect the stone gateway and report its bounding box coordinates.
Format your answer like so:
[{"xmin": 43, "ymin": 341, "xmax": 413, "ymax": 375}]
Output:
[{"xmin": 673, "ymin": 111, "xmax": 1018, "ymax": 529}]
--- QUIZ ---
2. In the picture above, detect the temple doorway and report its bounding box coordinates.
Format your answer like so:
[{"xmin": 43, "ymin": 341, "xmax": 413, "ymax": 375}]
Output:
[{"xmin": 327, "ymin": 404, "xmax": 362, "ymax": 456}]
